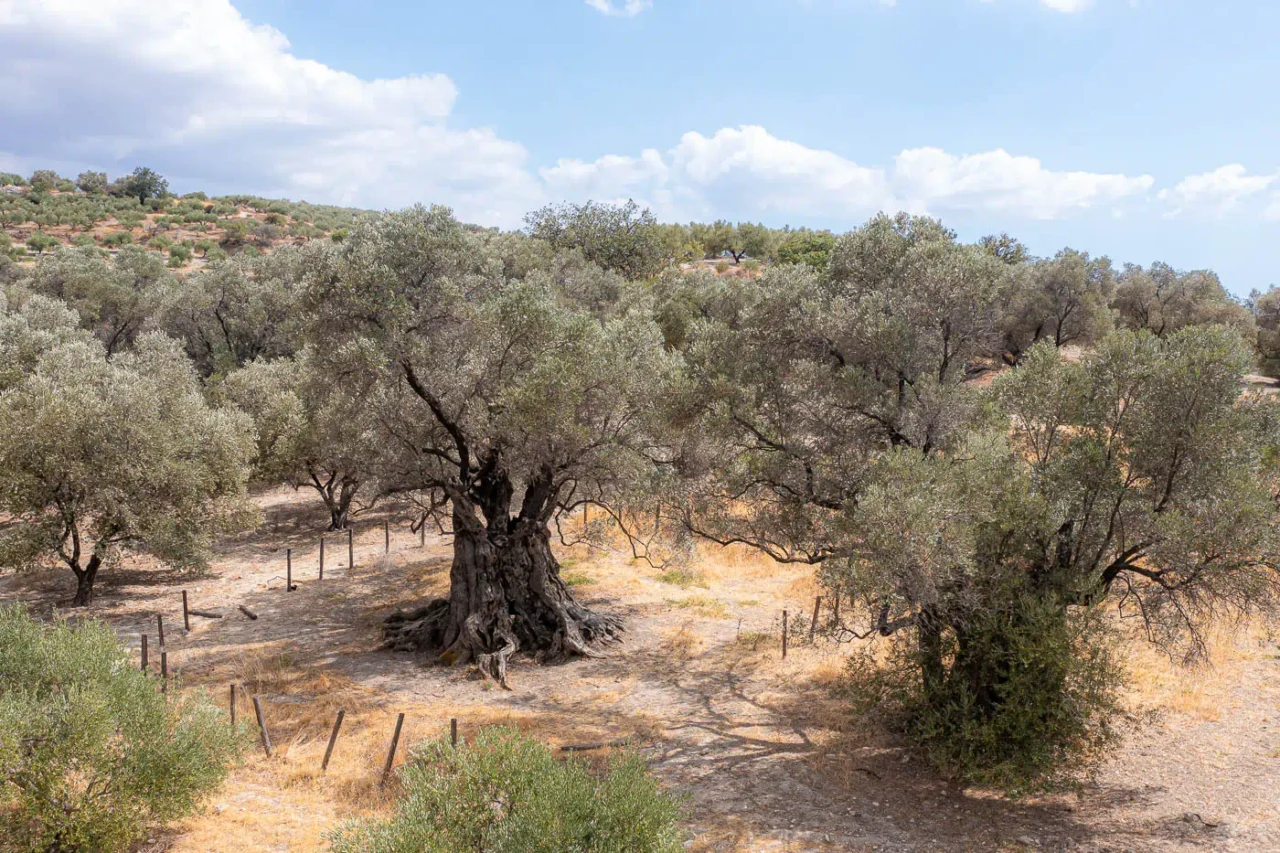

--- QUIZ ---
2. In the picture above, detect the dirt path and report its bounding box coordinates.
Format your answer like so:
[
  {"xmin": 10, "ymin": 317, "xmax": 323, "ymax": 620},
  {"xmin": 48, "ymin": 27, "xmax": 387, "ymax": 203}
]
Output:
[{"xmin": 2, "ymin": 487, "xmax": 1277, "ymax": 852}]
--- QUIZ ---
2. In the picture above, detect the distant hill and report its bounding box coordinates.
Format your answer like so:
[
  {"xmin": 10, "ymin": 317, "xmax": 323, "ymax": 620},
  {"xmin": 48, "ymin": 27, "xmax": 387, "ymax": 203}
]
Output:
[{"xmin": 1, "ymin": 178, "xmax": 367, "ymax": 271}]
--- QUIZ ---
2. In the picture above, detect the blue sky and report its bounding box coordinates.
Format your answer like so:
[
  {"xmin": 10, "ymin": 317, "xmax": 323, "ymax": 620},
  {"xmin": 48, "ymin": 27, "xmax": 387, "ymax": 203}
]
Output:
[{"xmin": 1, "ymin": 0, "xmax": 1277, "ymax": 293}]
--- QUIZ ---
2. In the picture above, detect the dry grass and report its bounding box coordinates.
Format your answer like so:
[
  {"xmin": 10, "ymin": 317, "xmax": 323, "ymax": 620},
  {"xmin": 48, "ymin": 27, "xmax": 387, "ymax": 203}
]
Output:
[{"xmin": 1123, "ymin": 619, "xmax": 1269, "ymax": 721}]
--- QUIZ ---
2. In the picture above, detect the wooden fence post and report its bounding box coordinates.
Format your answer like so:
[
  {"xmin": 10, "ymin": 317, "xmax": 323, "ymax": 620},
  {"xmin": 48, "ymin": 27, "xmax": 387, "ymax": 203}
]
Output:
[
  {"xmin": 156, "ymin": 613, "xmax": 165, "ymax": 650},
  {"xmin": 451, "ymin": 717, "xmax": 458, "ymax": 748},
  {"xmin": 319, "ymin": 537, "xmax": 325, "ymax": 581},
  {"xmin": 809, "ymin": 596, "xmax": 822, "ymax": 643},
  {"xmin": 252, "ymin": 696, "xmax": 273, "ymax": 757},
  {"xmin": 384, "ymin": 520, "xmax": 390, "ymax": 554},
  {"xmin": 381, "ymin": 713, "xmax": 405, "ymax": 784},
  {"xmin": 286, "ymin": 548, "xmax": 293, "ymax": 591},
  {"xmin": 160, "ymin": 650, "xmax": 169, "ymax": 692},
  {"xmin": 140, "ymin": 634, "xmax": 148, "ymax": 671},
  {"xmin": 348, "ymin": 528, "xmax": 354, "ymax": 570},
  {"xmin": 781, "ymin": 610, "xmax": 788, "ymax": 659},
  {"xmin": 182, "ymin": 590, "xmax": 190, "ymax": 632},
  {"xmin": 230, "ymin": 683, "xmax": 237, "ymax": 726},
  {"xmin": 321, "ymin": 710, "xmax": 345, "ymax": 773}
]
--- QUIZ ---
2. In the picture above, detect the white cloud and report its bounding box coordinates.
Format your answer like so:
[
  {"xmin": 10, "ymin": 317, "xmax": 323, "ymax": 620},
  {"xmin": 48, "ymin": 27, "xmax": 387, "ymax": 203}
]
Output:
[
  {"xmin": 585, "ymin": 0, "xmax": 653, "ymax": 16},
  {"xmin": 0, "ymin": 2, "xmax": 1180, "ymax": 230},
  {"xmin": 0, "ymin": 0, "xmax": 541, "ymax": 225},
  {"xmin": 894, "ymin": 147, "xmax": 1153, "ymax": 218},
  {"xmin": 1158, "ymin": 165, "xmax": 1278, "ymax": 218},
  {"xmin": 546, "ymin": 126, "xmax": 1152, "ymax": 222}
]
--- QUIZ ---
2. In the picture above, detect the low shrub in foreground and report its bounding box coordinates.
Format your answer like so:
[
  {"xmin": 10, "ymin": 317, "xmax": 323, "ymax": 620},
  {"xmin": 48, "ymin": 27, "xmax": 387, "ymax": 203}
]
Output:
[
  {"xmin": 0, "ymin": 605, "xmax": 245, "ymax": 852},
  {"xmin": 330, "ymin": 726, "xmax": 685, "ymax": 853}
]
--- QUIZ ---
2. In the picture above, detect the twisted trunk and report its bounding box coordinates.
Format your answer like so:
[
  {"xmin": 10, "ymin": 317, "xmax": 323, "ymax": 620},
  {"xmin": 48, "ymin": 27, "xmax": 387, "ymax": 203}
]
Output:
[
  {"xmin": 70, "ymin": 554, "xmax": 101, "ymax": 608},
  {"xmin": 383, "ymin": 492, "xmax": 621, "ymax": 686}
]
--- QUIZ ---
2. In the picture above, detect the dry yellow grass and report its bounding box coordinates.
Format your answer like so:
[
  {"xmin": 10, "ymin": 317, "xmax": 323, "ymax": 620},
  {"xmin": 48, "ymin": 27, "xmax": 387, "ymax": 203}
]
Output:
[{"xmin": 1123, "ymin": 619, "xmax": 1270, "ymax": 721}]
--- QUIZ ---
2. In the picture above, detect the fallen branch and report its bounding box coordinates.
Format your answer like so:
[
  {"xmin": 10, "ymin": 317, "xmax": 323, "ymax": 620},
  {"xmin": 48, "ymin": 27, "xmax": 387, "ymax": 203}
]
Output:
[
  {"xmin": 238, "ymin": 605, "xmax": 259, "ymax": 620},
  {"xmin": 188, "ymin": 609, "xmax": 223, "ymax": 619}
]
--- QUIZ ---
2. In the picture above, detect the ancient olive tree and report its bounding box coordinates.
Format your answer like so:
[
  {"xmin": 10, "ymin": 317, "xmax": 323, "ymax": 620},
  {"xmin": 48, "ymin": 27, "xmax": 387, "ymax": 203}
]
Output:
[
  {"xmin": 836, "ymin": 328, "xmax": 1280, "ymax": 785},
  {"xmin": 524, "ymin": 200, "xmax": 668, "ymax": 280},
  {"xmin": 305, "ymin": 206, "xmax": 677, "ymax": 683},
  {"xmin": 677, "ymin": 213, "xmax": 1007, "ymax": 563},
  {"xmin": 22, "ymin": 245, "xmax": 171, "ymax": 355},
  {"xmin": 0, "ymin": 334, "xmax": 256, "ymax": 605},
  {"xmin": 219, "ymin": 350, "xmax": 382, "ymax": 530},
  {"xmin": 995, "ymin": 248, "xmax": 1115, "ymax": 365},
  {"xmin": 1112, "ymin": 262, "xmax": 1253, "ymax": 339}
]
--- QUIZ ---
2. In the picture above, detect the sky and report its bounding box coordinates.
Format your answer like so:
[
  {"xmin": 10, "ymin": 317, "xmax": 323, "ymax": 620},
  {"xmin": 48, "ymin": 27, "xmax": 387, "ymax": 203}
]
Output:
[{"xmin": 0, "ymin": 0, "xmax": 1277, "ymax": 293}]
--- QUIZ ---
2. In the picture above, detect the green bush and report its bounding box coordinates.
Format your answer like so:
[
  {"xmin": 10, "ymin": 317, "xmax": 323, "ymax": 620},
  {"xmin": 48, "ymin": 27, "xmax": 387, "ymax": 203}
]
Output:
[
  {"xmin": 102, "ymin": 231, "xmax": 133, "ymax": 247},
  {"xmin": 331, "ymin": 727, "xmax": 685, "ymax": 853},
  {"xmin": 24, "ymin": 233, "xmax": 59, "ymax": 255},
  {"xmin": 844, "ymin": 598, "xmax": 1122, "ymax": 793},
  {"xmin": 168, "ymin": 244, "xmax": 193, "ymax": 266},
  {"xmin": 0, "ymin": 606, "xmax": 245, "ymax": 852}
]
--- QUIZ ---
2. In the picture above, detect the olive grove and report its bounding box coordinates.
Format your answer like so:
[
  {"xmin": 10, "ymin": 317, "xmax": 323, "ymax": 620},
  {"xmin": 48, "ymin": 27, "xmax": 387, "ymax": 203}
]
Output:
[{"xmin": 1, "ymin": 193, "xmax": 1276, "ymax": 786}]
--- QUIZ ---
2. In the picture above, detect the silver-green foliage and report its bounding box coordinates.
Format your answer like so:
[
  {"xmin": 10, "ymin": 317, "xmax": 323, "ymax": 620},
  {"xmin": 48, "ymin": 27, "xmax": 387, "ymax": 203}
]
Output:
[
  {"xmin": 330, "ymin": 727, "xmax": 685, "ymax": 853},
  {"xmin": 0, "ymin": 332, "xmax": 256, "ymax": 604},
  {"xmin": 0, "ymin": 606, "xmax": 245, "ymax": 852}
]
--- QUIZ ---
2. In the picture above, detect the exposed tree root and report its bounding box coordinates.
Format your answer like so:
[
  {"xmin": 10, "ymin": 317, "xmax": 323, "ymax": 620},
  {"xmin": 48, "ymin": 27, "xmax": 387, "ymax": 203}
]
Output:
[{"xmin": 382, "ymin": 520, "xmax": 622, "ymax": 687}]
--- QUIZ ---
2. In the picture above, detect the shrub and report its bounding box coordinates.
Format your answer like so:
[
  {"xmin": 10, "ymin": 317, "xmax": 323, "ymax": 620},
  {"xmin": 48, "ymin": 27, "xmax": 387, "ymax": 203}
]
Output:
[
  {"xmin": 0, "ymin": 606, "xmax": 245, "ymax": 852},
  {"xmin": 101, "ymin": 231, "xmax": 133, "ymax": 247},
  {"xmin": 0, "ymin": 172, "xmax": 25, "ymax": 187},
  {"xmin": 714, "ymin": 259, "xmax": 730, "ymax": 274},
  {"xmin": 844, "ymin": 598, "xmax": 1123, "ymax": 793},
  {"xmin": 330, "ymin": 727, "xmax": 685, "ymax": 853},
  {"xmin": 71, "ymin": 233, "xmax": 97, "ymax": 248}
]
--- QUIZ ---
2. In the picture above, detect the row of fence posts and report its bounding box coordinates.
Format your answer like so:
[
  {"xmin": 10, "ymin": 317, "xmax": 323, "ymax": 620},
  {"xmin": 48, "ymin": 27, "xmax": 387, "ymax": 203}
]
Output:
[
  {"xmin": 283, "ymin": 520, "xmax": 424, "ymax": 593},
  {"xmin": 230, "ymin": 682, "xmax": 458, "ymax": 785},
  {"xmin": 137, "ymin": 518, "xmax": 440, "ymax": 784}
]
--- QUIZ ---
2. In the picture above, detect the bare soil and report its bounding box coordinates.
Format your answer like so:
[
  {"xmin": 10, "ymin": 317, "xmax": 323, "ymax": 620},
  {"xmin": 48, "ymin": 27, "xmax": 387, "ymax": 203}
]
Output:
[{"xmin": 2, "ymin": 486, "xmax": 1277, "ymax": 852}]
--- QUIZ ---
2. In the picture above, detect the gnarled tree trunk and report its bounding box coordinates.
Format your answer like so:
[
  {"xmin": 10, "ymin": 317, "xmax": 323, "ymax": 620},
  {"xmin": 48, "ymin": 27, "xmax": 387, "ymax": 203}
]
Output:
[{"xmin": 383, "ymin": 492, "xmax": 621, "ymax": 686}]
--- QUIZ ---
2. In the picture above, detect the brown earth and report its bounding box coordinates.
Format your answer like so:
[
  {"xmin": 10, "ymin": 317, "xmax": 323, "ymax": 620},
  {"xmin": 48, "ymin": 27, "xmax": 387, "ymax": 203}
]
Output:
[{"xmin": 2, "ymin": 486, "xmax": 1277, "ymax": 852}]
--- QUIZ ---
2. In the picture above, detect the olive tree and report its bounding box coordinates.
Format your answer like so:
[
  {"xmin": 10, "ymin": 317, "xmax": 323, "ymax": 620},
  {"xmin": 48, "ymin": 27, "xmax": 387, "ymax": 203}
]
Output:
[
  {"xmin": 834, "ymin": 328, "xmax": 1280, "ymax": 785},
  {"xmin": 76, "ymin": 170, "xmax": 109, "ymax": 194},
  {"xmin": 154, "ymin": 249, "xmax": 303, "ymax": 376},
  {"xmin": 0, "ymin": 288, "xmax": 91, "ymax": 391},
  {"xmin": 0, "ymin": 334, "xmax": 256, "ymax": 605},
  {"xmin": 219, "ymin": 351, "xmax": 381, "ymax": 530},
  {"xmin": 22, "ymin": 245, "xmax": 171, "ymax": 355},
  {"xmin": 524, "ymin": 200, "xmax": 667, "ymax": 280},
  {"xmin": 1112, "ymin": 262, "xmax": 1253, "ymax": 339},
  {"xmin": 306, "ymin": 206, "xmax": 678, "ymax": 683},
  {"xmin": 995, "ymin": 249, "xmax": 1116, "ymax": 365},
  {"xmin": 677, "ymin": 213, "xmax": 1007, "ymax": 563},
  {"xmin": 1252, "ymin": 285, "xmax": 1280, "ymax": 376}
]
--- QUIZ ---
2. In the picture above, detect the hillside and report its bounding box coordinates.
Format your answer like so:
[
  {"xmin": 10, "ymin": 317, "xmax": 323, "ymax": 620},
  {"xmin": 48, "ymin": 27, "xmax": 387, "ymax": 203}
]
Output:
[{"xmin": 1, "ymin": 177, "xmax": 365, "ymax": 271}]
